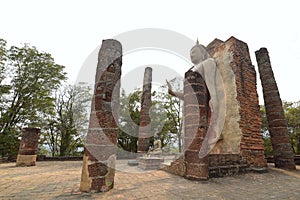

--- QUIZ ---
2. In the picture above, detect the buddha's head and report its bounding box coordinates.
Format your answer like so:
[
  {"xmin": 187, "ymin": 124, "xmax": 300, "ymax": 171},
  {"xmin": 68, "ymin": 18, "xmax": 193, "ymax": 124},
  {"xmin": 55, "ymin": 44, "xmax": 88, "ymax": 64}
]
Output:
[{"xmin": 190, "ymin": 39, "xmax": 211, "ymax": 65}]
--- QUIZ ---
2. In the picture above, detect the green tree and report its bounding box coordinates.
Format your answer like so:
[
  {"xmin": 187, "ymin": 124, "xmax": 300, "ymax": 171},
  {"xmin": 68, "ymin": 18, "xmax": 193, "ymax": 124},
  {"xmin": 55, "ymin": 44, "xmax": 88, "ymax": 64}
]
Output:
[
  {"xmin": 0, "ymin": 39, "xmax": 8, "ymax": 93},
  {"xmin": 118, "ymin": 89, "xmax": 141, "ymax": 153},
  {"xmin": 155, "ymin": 81, "xmax": 183, "ymax": 153},
  {"xmin": 0, "ymin": 40, "xmax": 66, "ymax": 156},
  {"xmin": 0, "ymin": 39, "xmax": 10, "ymax": 114},
  {"xmin": 40, "ymin": 83, "xmax": 91, "ymax": 156},
  {"xmin": 283, "ymin": 101, "xmax": 300, "ymax": 154},
  {"xmin": 118, "ymin": 82, "xmax": 183, "ymax": 154}
]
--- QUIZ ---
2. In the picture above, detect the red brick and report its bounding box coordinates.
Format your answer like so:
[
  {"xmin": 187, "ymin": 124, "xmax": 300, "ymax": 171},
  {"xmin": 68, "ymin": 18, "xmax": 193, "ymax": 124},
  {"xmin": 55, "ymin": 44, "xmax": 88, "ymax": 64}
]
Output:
[
  {"xmin": 88, "ymin": 162, "xmax": 108, "ymax": 177},
  {"xmin": 185, "ymin": 162, "xmax": 209, "ymax": 180}
]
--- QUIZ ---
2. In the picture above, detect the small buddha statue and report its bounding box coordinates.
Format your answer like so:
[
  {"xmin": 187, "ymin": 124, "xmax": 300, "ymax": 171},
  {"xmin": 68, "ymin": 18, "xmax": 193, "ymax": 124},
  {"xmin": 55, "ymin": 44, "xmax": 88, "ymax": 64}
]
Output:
[{"xmin": 148, "ymin": 133, "xmax": 162, "ymax": 156}]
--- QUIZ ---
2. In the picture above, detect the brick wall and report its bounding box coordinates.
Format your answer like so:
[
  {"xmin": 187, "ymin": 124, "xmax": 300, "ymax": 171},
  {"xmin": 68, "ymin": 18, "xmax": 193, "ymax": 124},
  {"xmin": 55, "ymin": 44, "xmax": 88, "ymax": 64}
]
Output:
[{"xmin": 207, "ymin": 37, "xmax": 266, "ymax": 167}]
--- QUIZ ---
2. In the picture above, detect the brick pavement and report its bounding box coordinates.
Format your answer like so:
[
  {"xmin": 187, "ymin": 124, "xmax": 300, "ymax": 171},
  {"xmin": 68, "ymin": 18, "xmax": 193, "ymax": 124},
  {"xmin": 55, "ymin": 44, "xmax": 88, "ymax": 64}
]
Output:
[{"xmin": 0, "ymin": 160, "xmax": 300, "ymax": 200}]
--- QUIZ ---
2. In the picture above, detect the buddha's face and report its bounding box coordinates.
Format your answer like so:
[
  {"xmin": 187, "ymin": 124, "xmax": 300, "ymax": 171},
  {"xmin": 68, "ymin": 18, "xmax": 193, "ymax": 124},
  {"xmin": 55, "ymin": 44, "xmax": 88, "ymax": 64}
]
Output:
[{"xmin": 190, "ymin": 46, "xmax": 204, "ymax": 65}]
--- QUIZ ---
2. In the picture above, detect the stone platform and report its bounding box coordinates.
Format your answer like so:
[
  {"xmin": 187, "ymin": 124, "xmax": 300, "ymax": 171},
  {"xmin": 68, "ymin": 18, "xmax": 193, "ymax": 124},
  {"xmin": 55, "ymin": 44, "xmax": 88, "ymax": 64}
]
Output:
[{"xmin": 138, "ymin": 157, "xmax": 164, "ymax": 170}]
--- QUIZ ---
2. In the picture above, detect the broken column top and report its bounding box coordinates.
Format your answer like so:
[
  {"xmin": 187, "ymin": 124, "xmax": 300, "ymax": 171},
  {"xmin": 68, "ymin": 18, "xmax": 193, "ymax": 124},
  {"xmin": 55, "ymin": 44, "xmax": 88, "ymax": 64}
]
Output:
[
  {"xmin": 97, "ymin": 39, "xmax": 122, "ymax": 69},
  {"xmin": 256, "ymin": 47, "xmax": 268, "ymax": 52},
  {"xmin": 100, "ymin": 39, "xmax": 122, "ymax": 52},
  {"xmin": 143, "ymin": 67, "xmax": 152, "ymax": 85},
  {"xmin": 255, "ymin": 47, "xmax": 269, "ymax": 57}
]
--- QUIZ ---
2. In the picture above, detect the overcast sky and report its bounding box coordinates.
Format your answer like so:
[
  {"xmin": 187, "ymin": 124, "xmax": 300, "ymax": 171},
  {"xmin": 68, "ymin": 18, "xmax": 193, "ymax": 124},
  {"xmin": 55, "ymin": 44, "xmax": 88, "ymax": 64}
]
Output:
[{"xmin": 1, "ymin": 0, "xmax": 299, "ymax": 103}]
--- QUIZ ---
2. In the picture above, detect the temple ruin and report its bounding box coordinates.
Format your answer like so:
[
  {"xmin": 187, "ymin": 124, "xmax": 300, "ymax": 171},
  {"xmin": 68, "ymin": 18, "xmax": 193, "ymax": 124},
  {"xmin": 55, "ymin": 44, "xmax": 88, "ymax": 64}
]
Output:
[
  {"xmin": 16, "ymin": 128, "xmax": 40, "ymax": 167},
  {"xmin": 165, "ymin": 37, "xmax": 267, "ymax": 179},
  {"xmin": 80, "ymin": 36, "xmax": 295, "ymax": 192}
]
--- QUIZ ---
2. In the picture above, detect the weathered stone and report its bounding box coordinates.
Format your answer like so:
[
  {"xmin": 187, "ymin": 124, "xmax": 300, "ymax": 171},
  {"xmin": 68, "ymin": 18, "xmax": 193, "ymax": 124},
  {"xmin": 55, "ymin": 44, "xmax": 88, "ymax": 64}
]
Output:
[
  {"xmin": 184, "ymin": 150, "xmax": 208, "ymax": 164},
  {"xmin": 88, "ymin": 162, "xmax": 108, "ymax": 177},
  {"xmin": 16, "ymin": 128, "xmax": 40, "ymax": 167},
  {"xmin": 208, "ymin": 154, "xmax": 240, "ymax": 167},
  {"xmin": 137, "ymin": 67, "xmax": 153, "ymax": 153},
  {"xmin": 138, "ymin": 157, "xmax": 164, "ymax": 170},
  {"xmin": 80, "ymin": 39, "xmax": 122, "ymax": 193},
  {"xmin": 208, "ymin": 37, "xmax": 266, "ymax": 167},
  {"xmin": 91, "ymin": 178, "xmax": 106, "ymax": 192},
  {"xmin": 183, "ymin": 70, "xmax": 209, "ymax": 180},
  {"xmin": 85, "ymin": 129, "xmax": 117, "ymax": 145},
  {"xmin": 127, "ymin": 160, "xmax": 139, "ymax": 166},
  {"xmin": 185, "ymin": 163, "xmax": 209, "ymax": 180},
  {"xmin": 255, "ymin": 48, "xmax": 295, "ymax": 170},
  {"xmin": 161, "ymin": 156, "xmax": 185, "ymax": 177}
]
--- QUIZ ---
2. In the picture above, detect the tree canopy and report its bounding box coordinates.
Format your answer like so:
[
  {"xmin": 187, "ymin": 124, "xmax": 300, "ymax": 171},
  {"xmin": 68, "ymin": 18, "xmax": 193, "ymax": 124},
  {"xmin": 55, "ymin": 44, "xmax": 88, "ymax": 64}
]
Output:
[
  {"xmin": 283, "ymin": 101, "xmax": 300, "ymax": 154},
  {"xmin": 0, "ymin": 39, "xmax": 67, "ymax": 156},
  {"xmin": 40, "ymin": 83, "xmax": 91, "ymax": 156}
]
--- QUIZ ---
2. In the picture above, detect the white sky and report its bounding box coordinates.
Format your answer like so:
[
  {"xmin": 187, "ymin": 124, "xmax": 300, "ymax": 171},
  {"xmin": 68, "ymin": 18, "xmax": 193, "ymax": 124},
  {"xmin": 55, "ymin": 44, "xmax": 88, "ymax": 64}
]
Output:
[{"xmin": 1, "ymin": 0, "xmax": 299, "ymax": 104}]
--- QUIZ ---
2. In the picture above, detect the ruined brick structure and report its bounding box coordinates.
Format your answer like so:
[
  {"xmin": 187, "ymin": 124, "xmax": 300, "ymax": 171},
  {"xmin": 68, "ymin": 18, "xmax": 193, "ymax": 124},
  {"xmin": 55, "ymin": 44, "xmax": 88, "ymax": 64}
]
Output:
[
  {"xmin": 255, "ymin": 48, "xmax": 296, "ymax": 170},
  {"xmin": 206, "ymin": 37, "xmax": 267, "ymax": 168},
  {"xmin": 16, "ymin": 128, "xmax": 40, "ymax": 167},
  {"xmin": 164, "ymin": 37, "xmax": 267, "ymax": 179},
  {"xmin": 183, "ymin": 70, "xmax": 209, "ymax": 180},
  {"xmin": 80, "ymin": 37, "xmax": 276, "ymax": 193},
  {"xmin": 80, "ymin": 39, "xmax": 122, "ymax": 192},
  {"xmin": 137, "ymin": 67, "xmax": 152, "ymax": 154}
]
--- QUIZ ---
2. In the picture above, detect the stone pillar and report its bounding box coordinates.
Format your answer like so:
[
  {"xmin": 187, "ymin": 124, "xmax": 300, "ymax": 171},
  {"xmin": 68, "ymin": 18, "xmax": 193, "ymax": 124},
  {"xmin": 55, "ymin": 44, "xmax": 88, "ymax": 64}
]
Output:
[
  {"xmin": 183, "ymin": 70, "xmax": 209, "ymax": 180},
  {"xmin": 137, "ymin": 67, "xmax": 152, "ymax": 154},
  {"xmin": 255, "ymin": 48, "xmax": 296, "ymax": 170},
  {"xmin": 16, "ymin": 128, "xmax": 40, "ymax": 167},
  {"xmin": 80, "ymin": 39, "xmax": 122, "ymax": 192}
]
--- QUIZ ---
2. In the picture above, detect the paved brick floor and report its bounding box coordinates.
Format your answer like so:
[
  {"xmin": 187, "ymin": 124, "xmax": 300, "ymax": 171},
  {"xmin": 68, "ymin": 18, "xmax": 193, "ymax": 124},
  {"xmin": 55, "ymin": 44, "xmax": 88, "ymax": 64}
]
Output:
[{"xmin": 0, "ymin": 160, "xmax": 300, "ymax": 200}]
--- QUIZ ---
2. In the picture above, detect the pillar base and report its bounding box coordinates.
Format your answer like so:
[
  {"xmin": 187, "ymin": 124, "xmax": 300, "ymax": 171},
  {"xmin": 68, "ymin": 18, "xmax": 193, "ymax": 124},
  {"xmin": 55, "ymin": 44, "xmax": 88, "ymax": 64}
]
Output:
[{"xmin": 16, "ymin": 155, "xmax": 37, "ymax": 167}]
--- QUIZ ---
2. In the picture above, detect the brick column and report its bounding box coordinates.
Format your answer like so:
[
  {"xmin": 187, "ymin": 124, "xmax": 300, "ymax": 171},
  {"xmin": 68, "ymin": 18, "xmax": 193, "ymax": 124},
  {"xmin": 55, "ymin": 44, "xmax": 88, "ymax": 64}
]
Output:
[
  {"xmin": 184, "ymin": 70, "xmax": 209, "ymax": 180},
  {"xmin": 80, "ymin": 39, "xmax": 122, "ymax": 192},
  {"xmin": 16, "ymin": 128, "xmax": 40, "ymax": 167},
  {"xmin": 137, "ymin": 67, "xmax": 152, "ymax": 154},
  {"xmin": 255, "ymin": 48, "xmax": 295, "ymax": 170}
]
